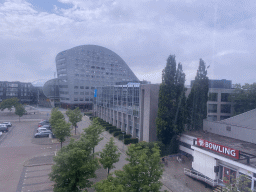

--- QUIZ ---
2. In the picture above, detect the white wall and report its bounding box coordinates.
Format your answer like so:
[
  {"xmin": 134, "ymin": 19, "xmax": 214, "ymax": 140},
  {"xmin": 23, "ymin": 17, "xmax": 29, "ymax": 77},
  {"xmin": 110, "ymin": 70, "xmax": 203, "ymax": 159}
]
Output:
[
  {"xmin": 192, "ymin": 150, "xmax": 217, "ymax": 180},
  {"xmin": 204, "ymin": 120, "xmax": 256, "ymax": 144}
]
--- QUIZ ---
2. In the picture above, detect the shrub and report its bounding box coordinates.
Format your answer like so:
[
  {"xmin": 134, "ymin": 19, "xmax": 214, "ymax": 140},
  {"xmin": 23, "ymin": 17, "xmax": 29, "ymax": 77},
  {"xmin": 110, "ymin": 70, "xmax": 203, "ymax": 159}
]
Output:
[
  {"xmin": 119, "ymin": 134, "xmax": 132, "ymax": 140},
  {"xmin": 113, "ymin": 131, "xmax": 122, "ymax": 137},
  {"xmin": 124, "ymin": 138, "xmax": 138, "ymax": 145},
  {"xmin": 115, "ymin": 128, "xmax": 121, "ymax": 132},
  {"xmin": 105, "ymin": 126, "xmax": 114, "ymax": 131},
  {"xmin": 109, "ymin": 128, "xmax": 117, "ymax": 133}
]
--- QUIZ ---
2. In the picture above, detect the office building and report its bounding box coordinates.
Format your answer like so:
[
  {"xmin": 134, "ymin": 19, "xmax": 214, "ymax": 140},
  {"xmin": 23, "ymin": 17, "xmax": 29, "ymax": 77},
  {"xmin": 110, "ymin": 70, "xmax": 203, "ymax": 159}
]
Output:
[
  {"xmin": 55, "ymin": 45, "xmax": 139, "ymax": 109},
  {"xmin": 94, "ymin": 82, "xmax": 160, "ymax": 142},
  {"xmin": 0, "ymin": 81, "xmax": 36, "ymax": 104}
]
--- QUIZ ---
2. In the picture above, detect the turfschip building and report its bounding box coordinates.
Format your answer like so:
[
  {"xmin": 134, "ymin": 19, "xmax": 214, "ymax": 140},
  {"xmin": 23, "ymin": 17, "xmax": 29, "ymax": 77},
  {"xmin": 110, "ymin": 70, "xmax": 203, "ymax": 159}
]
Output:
[{"xmin": 56, "ymin": 45, "xmax": 139, "ymax": 109}]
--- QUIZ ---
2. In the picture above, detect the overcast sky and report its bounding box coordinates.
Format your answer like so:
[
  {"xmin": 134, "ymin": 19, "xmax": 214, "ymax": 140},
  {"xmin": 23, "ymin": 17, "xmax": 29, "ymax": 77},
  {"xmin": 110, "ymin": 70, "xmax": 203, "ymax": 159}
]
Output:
[{"xmin": 0, "ymin": 0, "xmax": 255, "ymax": 85}]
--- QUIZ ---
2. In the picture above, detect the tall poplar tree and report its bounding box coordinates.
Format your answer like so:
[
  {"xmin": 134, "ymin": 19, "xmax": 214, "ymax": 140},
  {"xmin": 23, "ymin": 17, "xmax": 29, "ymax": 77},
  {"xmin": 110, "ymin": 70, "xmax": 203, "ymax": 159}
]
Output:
[
  {"xmin": 156, "ymin": 55, "xmax": 186, "ymax": 146},
  {"xmin": 186, "ymin": 59, "xmax": 209, "ymax": 130}
]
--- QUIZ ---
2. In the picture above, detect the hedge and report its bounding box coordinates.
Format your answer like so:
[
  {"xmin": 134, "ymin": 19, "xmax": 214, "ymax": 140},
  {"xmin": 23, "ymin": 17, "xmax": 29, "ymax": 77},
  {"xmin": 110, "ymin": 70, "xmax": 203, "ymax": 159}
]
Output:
[
  {"xmin": 113, "ymin": 131, "xmax": 122, "ymax": 137},
  {"xmin": 105, "ymin": 126, "xmax": 116, "ymax": 131},
  {"xmin": 119, "ymin": 134, "xmax": 132, "ymax": 140},
  {"xmin": 124, "ymin": 138, "xmax": 138, "ymax": 145},
  {"xmin": 109, "ymin": 128, "xmax": 117, "ymax": 133}
]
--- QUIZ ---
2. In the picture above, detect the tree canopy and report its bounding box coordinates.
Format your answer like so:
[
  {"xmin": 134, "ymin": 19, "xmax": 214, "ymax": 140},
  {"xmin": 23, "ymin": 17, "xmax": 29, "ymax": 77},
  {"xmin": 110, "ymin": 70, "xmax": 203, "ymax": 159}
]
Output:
[
  {"xmin": 230, "ymin": 83, "xmax": 256, "ymax": 115},
  {"xmin": 186, "ymin": 59, "xmax": 209, "ymax": 130},
  {"xmin": 49, "ymin": 139, "xmax": 99, "ymax": 192},
  {"xmin": 15, "ymin": 104, "xmax": 26, "ymax": 122},
  {"xmin": 66, "ymin": 107, "xmax": 83, "ymax": 135},
  {"xmin": 52, "ymin": 119, "xmax": 71, "ymax": 148},
  {"xmin": 83, "ymin": 117, "xmax": 104, "ymax": 154},
  {"xmin": 94, "ymin": 142, "xmax": 164, "ymax": 192},
  {"xmin": 49, "ymin": 108, "xmax": 65, "ymax": 130},
  {"xmin": 99, "ymin": 137, "xmax": 121, "ymax": 174},
  {"xmin": 156, "ymin": 54, "xmax": 186, "ymax": 146},
  {"xmin": 0, "ymin": 98, "xmax": 19, "ymax": 111}
]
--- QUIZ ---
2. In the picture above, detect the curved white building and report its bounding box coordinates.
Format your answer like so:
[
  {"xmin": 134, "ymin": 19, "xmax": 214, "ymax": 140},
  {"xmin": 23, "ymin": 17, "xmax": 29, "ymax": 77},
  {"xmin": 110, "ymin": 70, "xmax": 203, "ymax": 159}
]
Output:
[{"xmin": 56, "ymin": 45, "xmax": 139, "ymax": 109}]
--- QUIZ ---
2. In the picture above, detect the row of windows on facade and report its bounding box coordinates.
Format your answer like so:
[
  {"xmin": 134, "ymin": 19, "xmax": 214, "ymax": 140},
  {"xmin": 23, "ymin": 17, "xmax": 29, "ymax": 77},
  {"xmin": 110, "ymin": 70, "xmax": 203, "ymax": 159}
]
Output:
[
  {"xmin": 58, "ymin": 72, "xmax": 126, "ymax": 77},
  {"xmin": 59, "ymin": 92, "xmax": 94, "ymax": 95},
  {"xmin": 208, "ymin": 104, "xmax": 231, "ymax": 113},
  {"xmin": 0, "ymin": 88, "xmax": 32, "ymax": 92},
  {"xmin": 0, "ymin": 92, "xmax": 31, "ymax": 96},
  {"xmin": 57, "ymin": 59, "xmax": 121, "ymax": 68},
  {"xmin": 0, "ymin": 83, "xmax": 31, "ymax": 88},
  {"xmin": 208, "ymin": 93, "xmax": 231, "ymax": 102},
  {"xmin": 60, "ymin": 97, "xmax": 94, "ymax": 101},
  {"xmin": 58, "ymin": 65, "xmax": 126, "ymax": 73},
  {"xmin": 207, "ymin": 115, "xmax": 231, "ymax": 121}
]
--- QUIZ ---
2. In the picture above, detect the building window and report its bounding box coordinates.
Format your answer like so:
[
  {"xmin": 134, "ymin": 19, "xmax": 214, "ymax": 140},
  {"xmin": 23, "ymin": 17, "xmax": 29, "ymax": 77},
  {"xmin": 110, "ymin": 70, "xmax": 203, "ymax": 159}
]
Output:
[
  {"xmin": 74, "ymin": 92, "xmax": 78, "ymax": 95},
  {"xmin": 208, "ymin": 93, "xmax": 218, "ymax": 101},
  {"xmin": 221, "ymin": 104, "xmax": 231, "ymax": 113},
  {"xmin": 74, "ymin": 98, "xmax": 78, "ymax": 101},
  {"xmin": 221, "ymin": 93, "xmax": 230, "ymax": 102},
  {"xmin": 80, "ymin": 98, "xmax": 84, "ymax": 101},
  {"xmin": 208, "ymin": 104, "xmax": 217, "ymax": 113},
  {"xmin": 207, "ymin": 115, "xmax": 217, "ymax": 121},
  {"xmin": 80, "ymin": 86, "xmax": 84, "ymax": 89},
  {"xmin": 220, "ymin": 116, "xmax": 230, "ymax": 121},
  {"xmin": 80, "ymin": 92, "xmax": 84, "ymax": 95},
  {"xmin": 74, "ymin": 86, "xmax": 78, "ymax": 89}
]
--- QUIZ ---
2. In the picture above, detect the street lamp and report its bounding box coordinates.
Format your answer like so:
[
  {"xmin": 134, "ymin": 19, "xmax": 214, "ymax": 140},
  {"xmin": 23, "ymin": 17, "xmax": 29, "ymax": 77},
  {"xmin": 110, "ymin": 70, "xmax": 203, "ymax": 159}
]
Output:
[{"xmin": 122, "ymin": 131, "xmax": 125, "ymax": 151}]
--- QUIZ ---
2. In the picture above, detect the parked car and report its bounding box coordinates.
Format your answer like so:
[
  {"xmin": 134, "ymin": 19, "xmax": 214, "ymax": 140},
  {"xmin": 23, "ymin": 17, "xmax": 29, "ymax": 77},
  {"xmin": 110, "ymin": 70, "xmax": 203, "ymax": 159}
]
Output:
[
  {"xmin": 38, "ymin": 120, "xmax": 50, "ymax": 127},
  {"xmin": 2, "ymin": 122, "xmax": 12, "ymax": 127},
  {"xmin": 34, "ymin": 130, "xmax": 53, "ymax": 138},
  {"xmin": 41, "ymin": 124, "xmax": 51, "ymax": 131},
  {"xmin": 37, "ymin": 128, "xmax": 48, "ymax": 133},
  {"xmin": 0, "ymin": 124, "xmax": 8, "ymax": 132}
]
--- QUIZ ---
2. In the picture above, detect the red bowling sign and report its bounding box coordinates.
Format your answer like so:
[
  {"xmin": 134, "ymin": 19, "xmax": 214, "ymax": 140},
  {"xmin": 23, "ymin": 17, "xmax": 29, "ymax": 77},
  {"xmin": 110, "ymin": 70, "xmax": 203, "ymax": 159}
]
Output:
[{"xmin": 197, "ymin": 138, "xmax": 240, "ymax": 159}]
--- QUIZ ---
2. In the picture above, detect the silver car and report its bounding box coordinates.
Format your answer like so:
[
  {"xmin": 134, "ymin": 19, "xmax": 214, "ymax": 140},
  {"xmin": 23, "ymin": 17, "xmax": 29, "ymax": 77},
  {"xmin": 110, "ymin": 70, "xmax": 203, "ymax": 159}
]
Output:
[{"xmin": 34, "ymin": 130, "xmax": 52, "ymax": 138}]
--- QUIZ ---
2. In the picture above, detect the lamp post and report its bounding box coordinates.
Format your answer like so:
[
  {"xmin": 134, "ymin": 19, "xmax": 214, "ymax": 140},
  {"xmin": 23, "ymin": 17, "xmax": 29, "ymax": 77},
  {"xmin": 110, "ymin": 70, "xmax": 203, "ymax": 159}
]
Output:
[{"xmin": 122, "ymin": 131, "xmax": 125, "ymax": 151}]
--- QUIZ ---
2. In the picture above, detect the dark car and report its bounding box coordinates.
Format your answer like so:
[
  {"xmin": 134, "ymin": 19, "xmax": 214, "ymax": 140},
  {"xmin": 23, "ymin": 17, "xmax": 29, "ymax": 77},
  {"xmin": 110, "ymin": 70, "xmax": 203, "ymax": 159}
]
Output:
[
  {"xmin": 0, "ymin": 124, "xmax": 8, "ymax": 132},
  {"xmin": 38, "ymin": 120, "xmax": 50, "ymax": 127},
  {"xmin": 34, "ymin": 130, "xmax": 52, "ymax": 138}
]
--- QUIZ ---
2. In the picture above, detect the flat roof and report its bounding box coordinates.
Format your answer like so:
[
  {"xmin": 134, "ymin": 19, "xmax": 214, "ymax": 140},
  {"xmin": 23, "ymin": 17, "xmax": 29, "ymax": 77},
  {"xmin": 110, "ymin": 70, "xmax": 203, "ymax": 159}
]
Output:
[
  {"xmin": 183, "ymin": 130, "xmax": 256, "ymax": 168},
  {"xmin": 218, "ymin": 108, "xmax": 256, "ymax": 130}
]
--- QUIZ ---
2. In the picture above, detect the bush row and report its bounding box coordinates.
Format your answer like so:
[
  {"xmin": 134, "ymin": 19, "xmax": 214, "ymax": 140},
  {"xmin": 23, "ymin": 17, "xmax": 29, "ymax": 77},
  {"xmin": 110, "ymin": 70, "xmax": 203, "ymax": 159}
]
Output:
[
  {"xmin": 118, "ymin": 134, "xmax": 132, "ymax": 140},
  {"xmin": 124, "ymin": 138, "xmax": 138, "ymax": 145}
]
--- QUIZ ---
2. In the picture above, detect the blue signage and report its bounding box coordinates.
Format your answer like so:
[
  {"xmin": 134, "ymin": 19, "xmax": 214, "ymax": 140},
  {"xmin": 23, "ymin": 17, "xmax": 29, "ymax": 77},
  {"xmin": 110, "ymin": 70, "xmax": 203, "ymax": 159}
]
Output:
[{"xmin": 94, "ymin": 89, "xmax": 97, "ymax": 97}]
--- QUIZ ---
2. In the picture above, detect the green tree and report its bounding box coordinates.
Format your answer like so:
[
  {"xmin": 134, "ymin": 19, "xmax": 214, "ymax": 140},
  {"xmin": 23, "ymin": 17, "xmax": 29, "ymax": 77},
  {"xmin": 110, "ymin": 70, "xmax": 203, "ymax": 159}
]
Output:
[
  {"xmin": 223, "ymin": 174, "xmax": 252, "ymax": 192},
  {"xmin": 94, "ymin": 142, "xmax": 164, "ymax": 192},
  {"xmin": 15, "ymin": 104, "xmax": 26, "ymax": 122},
  {"xmin": 49, "ymin": 139, "xmax": 99, "ymax": 192},
  {"xmin": 83, "ymin": 117, "xmax": 104, "ymax": 155},
  {"xmin": 94, "ymin": 175, "xmax": 124, "ymax": 192},
  {"xmin": 186, "ymin": 59, "xmax": 209, "ymax": 130},
  {"xmin": 52, "ymin": 119, "xmax": 71, "ymax": 148},
  {"xmin": 0, "ymin": 98, "xmax": 19, "ymax": 111},
  {"xmin": 230, "ymin": 83, "xmax": 256, "ymax": 115},
  {"xmin": 99, "ymin": 137, "xmax": 121, "ymax": 174},
  {"xmin": 49, "ymin": 108, "xmax": 65, "ymax": 131},
  {"xmin": 66, "ymin": 107, "xmax": 82, "ymax": 135},
  {"xmin": 156, "ymin": 55, "xmax": 186, "ymax": 147}
]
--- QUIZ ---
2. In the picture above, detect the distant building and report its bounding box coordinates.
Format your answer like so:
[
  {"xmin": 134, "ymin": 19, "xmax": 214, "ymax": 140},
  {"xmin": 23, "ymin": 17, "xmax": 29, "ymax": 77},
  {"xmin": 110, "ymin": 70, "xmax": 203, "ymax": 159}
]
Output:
[
  {"xmin": 94, "ymin": 82, "xmax": 159, "ymax": 142},
  {"xmin": 187, "ymin": 79, "xmax": 234, "ymax": 121},
  {"xmin": 55, "ymin": 45, "xmax": 139, "ymax": 109},
  {"xmin": 0, "ymin": 81, "xmax": 37, "ymax": 104}
]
